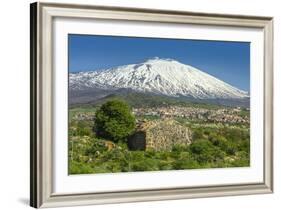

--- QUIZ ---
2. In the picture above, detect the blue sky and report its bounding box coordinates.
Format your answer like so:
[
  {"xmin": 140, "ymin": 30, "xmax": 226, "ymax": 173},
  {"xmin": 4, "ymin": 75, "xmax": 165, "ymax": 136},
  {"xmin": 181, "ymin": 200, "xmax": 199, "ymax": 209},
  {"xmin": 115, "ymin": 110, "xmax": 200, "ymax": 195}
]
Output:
[{"xmin": 69, "ymin": 34, "xmax": 250, "ymax": 91}]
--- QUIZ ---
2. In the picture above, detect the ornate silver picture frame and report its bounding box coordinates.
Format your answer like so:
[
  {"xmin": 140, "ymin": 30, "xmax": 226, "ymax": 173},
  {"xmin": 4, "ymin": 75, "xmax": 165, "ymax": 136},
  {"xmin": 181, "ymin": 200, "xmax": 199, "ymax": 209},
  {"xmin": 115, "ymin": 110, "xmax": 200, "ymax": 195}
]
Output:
[{"xmin": 30, "ymin": 2, "xmax": 273, "ymax": 208}]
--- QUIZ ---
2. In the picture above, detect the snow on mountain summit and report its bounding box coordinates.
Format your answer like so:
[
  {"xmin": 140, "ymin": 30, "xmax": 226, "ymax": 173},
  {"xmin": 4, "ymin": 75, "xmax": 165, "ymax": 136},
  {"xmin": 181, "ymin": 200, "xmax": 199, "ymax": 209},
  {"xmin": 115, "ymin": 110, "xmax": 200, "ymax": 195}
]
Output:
[{"xmin": 69, "ymin": 57, "xmax": 249, "ymax": 99}]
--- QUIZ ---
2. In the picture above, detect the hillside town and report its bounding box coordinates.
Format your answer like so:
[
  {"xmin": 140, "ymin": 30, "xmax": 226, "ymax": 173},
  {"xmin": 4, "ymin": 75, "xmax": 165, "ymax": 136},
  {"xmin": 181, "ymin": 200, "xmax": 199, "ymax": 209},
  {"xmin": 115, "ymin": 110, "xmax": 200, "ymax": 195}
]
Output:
[
  {"xmin": 71, "ymin": 105, "xmax": 249, "ymax": 125},
  {"xmin": 132, "ymin": 106, "xmax": 249, "ymax": 124}
]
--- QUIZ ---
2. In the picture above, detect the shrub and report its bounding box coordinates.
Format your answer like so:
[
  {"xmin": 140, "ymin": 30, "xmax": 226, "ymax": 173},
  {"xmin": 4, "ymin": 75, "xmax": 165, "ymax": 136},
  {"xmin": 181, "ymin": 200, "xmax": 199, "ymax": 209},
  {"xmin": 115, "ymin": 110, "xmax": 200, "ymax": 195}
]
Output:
[
  {"xmin": 130, "ymin": 158, "xmax": 159, "ymax": 171},
  {"xmin": 172, "ymin": 144, "xmax": 188, "ymax": 153},
  {"xmin": 172, "ymin": 158, "xmax": 200, "ymax": 170},
  {"xmin": 192, "ymin": 128, "xmax": 204, "ymax": 140},
  {"xmin": 189, "ymin": 140, "xmax": 224, "ymax": 164},
  {"xmin": 224, "ymin": 143, "xmax": 237, "ymax": 155},
  {"xmin": 69, "ymin": 161, "xmax": 93, "ymax": 174}
]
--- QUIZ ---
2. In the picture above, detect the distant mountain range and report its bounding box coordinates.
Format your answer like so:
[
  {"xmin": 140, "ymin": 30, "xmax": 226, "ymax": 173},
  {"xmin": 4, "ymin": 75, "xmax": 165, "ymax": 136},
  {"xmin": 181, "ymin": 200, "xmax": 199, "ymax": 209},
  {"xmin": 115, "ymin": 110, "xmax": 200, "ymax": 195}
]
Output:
[{"xmin": 69, "ymin": 57, "xmax": 249, "ymax": 107}]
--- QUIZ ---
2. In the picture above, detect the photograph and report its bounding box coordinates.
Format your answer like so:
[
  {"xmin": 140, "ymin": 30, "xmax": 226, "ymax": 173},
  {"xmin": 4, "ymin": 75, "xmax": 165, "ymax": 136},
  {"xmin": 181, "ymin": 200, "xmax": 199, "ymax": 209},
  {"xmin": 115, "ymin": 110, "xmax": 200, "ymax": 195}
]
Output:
[
  {"xmin": 68, "ymin": 34, "xmax": 251, "ymax": 174},
  {"xmin": 29, "ymin": 2, "xmax": 273, "ymax": 208}
]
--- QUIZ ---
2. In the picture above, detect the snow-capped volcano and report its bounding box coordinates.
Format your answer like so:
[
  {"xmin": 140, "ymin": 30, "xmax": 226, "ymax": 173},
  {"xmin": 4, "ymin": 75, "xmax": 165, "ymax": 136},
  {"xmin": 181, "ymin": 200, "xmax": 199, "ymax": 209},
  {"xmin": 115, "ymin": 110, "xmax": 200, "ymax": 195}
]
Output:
[{"xmin": 69, "ymin": 57, "xmax": 249, "ymax": 99}]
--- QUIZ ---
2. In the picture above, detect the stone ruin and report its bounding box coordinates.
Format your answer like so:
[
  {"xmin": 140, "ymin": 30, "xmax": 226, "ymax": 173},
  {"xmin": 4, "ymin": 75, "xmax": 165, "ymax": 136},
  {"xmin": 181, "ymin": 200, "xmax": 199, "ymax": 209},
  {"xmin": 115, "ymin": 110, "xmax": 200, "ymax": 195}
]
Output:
[{"xmin": 127, "ymin": 119, "xmax": 192, "ymax": 151}]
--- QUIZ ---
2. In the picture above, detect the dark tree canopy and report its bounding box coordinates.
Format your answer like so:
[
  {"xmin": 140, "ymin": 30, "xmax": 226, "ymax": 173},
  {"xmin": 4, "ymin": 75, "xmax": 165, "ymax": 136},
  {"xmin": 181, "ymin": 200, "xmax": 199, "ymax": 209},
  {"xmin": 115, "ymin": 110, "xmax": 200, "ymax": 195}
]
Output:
[{"xmin": 94, "ymin": 100, "xmax": 136, "ymax": 142}]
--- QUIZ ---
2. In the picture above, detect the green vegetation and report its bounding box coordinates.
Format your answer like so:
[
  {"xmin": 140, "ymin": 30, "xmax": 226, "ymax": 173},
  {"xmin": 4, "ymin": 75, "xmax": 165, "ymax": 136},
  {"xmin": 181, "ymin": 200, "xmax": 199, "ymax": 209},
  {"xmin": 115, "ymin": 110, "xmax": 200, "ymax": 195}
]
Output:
[
  {"xmin": 83, "ymin": 92, "xmax": 225, "ymax": 109},
  {"xmin": 69, "ymin": 100, "xmax": 250, "ymax": 174},
  {"xmin": 69, "ymin": 127, "xmax": 249, "ymax": 174},
  {"xmin": 94, "ymin": 100, "xmax": 136, "ymax": 142}
]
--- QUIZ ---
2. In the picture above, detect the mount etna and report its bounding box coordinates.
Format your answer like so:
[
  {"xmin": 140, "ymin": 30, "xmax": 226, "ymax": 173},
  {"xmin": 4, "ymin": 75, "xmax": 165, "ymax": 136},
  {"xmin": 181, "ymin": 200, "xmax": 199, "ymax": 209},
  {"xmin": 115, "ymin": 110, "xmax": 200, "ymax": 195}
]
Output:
[{"xmin": 69, "ymin": 57, "xmax": 249, "ymax": 107}]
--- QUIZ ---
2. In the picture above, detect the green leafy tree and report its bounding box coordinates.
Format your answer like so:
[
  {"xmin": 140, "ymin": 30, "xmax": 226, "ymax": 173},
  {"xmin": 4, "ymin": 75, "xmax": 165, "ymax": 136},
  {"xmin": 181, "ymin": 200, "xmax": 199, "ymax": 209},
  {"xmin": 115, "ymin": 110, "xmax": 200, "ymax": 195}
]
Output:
[{"xmin": 94, "ymin": 100, "xmax": 136, "ymax": 142}]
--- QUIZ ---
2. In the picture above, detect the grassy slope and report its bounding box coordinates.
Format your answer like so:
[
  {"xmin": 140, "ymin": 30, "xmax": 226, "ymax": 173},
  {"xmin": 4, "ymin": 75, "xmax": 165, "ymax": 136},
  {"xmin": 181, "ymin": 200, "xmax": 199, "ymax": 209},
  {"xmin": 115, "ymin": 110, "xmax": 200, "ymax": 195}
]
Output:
[{"xmin": 71, "ymin": 92, "xmax": 225, "ymax": 110}]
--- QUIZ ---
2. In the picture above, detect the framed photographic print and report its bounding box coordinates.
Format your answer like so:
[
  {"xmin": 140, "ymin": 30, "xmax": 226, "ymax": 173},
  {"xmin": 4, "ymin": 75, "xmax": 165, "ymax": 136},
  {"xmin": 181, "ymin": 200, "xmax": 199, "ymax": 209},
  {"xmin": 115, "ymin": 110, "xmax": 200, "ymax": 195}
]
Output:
[{"xmin": 30, "ymin": 2, "xmax": 273, "ymax": 208}]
